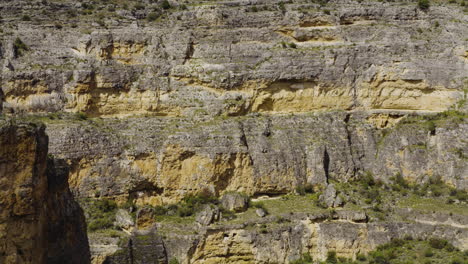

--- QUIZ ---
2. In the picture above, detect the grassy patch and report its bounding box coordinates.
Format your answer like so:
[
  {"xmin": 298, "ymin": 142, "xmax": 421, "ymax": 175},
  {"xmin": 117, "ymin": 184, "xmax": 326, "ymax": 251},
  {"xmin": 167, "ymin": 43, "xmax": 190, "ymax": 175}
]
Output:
[
  {"xmin": 398, "ymin": 195, "xmax": 468, "ymax": 216},
  {"xmin": 79, "ymin": 198, "xmax": 118, "ymax": 232},
  {"xmin": 334, "ymin": 173, "xmax": 468, "ymax": 221},
  {"xmin": 311, "ymin": 238, "xmax": 467, "ymax": 264},
  {"xmin": 259, "ymin": 194, "xmax": 324, "ymax": 215}
]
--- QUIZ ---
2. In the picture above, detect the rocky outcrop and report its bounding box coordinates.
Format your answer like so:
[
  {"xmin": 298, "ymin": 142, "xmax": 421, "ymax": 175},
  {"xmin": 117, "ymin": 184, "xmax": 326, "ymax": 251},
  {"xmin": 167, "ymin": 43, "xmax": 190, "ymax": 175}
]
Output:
[
  {"xmin": 0, "ymin": 119, "xmax": 90, "ymax": 264},
  {"xmin": 220, "ymin": 193, "xmax": 249, "ymax": 212},
  {"xmin": 104, "ymin": 229, "xmax": 167, "ymax": 264}
]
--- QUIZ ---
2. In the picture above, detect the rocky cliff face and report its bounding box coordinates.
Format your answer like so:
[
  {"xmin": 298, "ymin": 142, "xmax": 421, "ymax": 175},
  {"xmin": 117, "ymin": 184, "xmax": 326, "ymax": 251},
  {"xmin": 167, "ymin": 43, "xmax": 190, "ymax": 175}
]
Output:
[
  {"xmin": 0, "ymin": 119, "xmax": 90, "ymax": 264},
  {"xmin": 1, "ymin": 0, "xmax": 467, "ymax": 117},
  {"xmin": 0, "ymin": 0, "xmax": 467, "ymax": 263},
  {"xmin": 43, "ymin": 111, "xmax": 467, "ymax": 205}
]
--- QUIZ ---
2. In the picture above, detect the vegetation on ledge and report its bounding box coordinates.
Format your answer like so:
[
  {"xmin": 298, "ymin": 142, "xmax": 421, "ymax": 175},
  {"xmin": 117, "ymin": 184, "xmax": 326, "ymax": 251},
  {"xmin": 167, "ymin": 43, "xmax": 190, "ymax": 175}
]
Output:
[{"xmin": 291, "ymin": 237, "xmax": 467, "ymax": 264}]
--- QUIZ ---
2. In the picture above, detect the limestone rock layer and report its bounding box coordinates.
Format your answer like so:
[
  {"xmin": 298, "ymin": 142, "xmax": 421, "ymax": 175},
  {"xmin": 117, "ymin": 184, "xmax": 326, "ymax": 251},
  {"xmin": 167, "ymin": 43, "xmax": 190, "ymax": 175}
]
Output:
[
  {"xmin": 0, "ymin": 0, "xmax": 467, "ymax": 263},
  {"xmin": 0, "ymin": 0, "xmax": 467, "ymax": 117}
]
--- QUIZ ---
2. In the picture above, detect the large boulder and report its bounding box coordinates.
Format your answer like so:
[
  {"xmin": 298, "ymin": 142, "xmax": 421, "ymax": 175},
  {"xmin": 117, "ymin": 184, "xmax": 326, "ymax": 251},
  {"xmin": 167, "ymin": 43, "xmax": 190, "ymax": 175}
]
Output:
[
  {"xmin": 196, "ymin": 205, "xmax": 220, "ymax": 226},
  {"xmin": 220, "ymin": 193, "xmax": 249, "ymax": 212},
  {"xmin": 115, "ymin": 209, "xmax": 135, "ymax": 230},
  {"xmin": 319, "ymin": 184, "xmax": 344, "ymax": 208}
]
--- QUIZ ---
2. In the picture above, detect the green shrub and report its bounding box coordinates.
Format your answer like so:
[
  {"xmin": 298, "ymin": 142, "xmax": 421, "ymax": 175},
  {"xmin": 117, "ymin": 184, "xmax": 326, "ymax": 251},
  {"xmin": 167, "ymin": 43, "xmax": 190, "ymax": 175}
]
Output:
[
  {"xmin": 96, "ymin": 199, "xmax": 117, "ymax": 212},
  {"xmin": 153, "ymin": 205, "xmax": 167, "ymax": 215},
  {"xmin": 83, "ymin": 199, "xmax": 118, "ymax": 232},
  {"xmin": 360, "ymin": 172, "xmax": 376, "ymax": 189},
  {"xmin": 290, "ymin": 253, "xmax": 313, "ymax": 264},
  {"xmin": 21, "ymin": 15, "xmax": 31, "ymax": 21},
  {"xmin": 278, "ymin": 2, "xmax": 286, "ymax": 11},
  {"xmin": 326, "ymin": 251, "xmax": 338, "ymax": 264},
  {"xmin": 451, "ymin": 258, "xmax": 464, "ymax": 264},
  {"xmin": 429, "ymin": 238, "xmax": 448, "ymax": 249},
  {"xmin": 370, "ymin": 251, "xmax": 390, "ymax": 264},
  {"xmin": 392, "ymin": 173, "xmax": 409, "ymax": 189},
  {"xmin": 82, "ymin": 3, "xmax": 95, "ymax": 10},
  {"xmin": 219, "ymin": 206, "xmax": 236, "ymax": 219},
  {"xmin": 451, "ymin": 189, "xmax": 468, "ymax": 201},
  {"xmin": 429, "ymin": 184, "xmax": 443, "ymax": 197},
  {"xmin": 88, "ymin": 218, "xmax": 113, "ymax": 231},
  {"xmin": 445, "ymin": 243, "xmax": 457, "ymax": 252},
  {"xmin": 134, "ymin": 3, "xmax": 145, "ymax": 10},
  {"xmin": 177, "ymin": 204, "xmax": 194, "ymax": 217},
  {"xmin": 301, "ymin": 253, "xmax": 313, "ymax": 262},
  {"xmin": 418, "ymin": 0, "xmax": 430, "ymax": 10},
  {"xmin": 424, "ymin": 249, "xmax": 434, "ymax": 257},
  {"xmin": 67, "ymin": 10, "xmax": 77, "ymax": 17},
  {"xmin": 169, "ymin": 258, "xmax": 180, "ymax": 264},
  {"xmin": 288, "ymin": 42, "xmax": 297, "ymax": 49},
  {"xmin": 13, "ymin": 37, "xmax": 29, "ymax": 57},
  {"xmin": 183, "ymin": 193, "xmax": 217, "ymax": 207},
  {"xmin": 76, "ymin": 112, "xmax": 88, "ymax": 120},
  {"xmin": 172, "ymin": 192, "xmax": 218, "ymax": 217},
  {"xmin": 161, "ymin": 0, "xmax": 171, "ymax": 9},
  {"xmin": 404, "ymin": 235, "xmax": 413, "ymax": 241},
  {"xmin": 356, "ymin": 253, "xmax": 367, "ymax": 261},
  {"xmin": 147, "ymin": 12, "xmax": 159, "ymax": 22}
]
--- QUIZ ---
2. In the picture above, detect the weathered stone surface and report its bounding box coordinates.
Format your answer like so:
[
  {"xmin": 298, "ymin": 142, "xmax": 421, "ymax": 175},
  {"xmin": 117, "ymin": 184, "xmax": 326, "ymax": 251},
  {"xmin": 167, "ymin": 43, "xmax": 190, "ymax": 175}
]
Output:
[
  {"xmin": 152, "ymin": 216, "xmax": 467, "ymax": 263},
  {"xmin": 334, "ymin": 210, "xmax": 367, "ymax": 223},
  {"xmin": 196, "ymin": 204, "xmax": 220, "ymax": 226},
  {"xmin": 115, "ymin": 209, "xmax": 134, "ymax": 231},
  {"xmin": 104, "ymin": 230, "xmax": 167, "ymax": 264},
  {"xmin": 320, "ymin": 184, "xmax": 339, "ymax": 208},
  {"xmin": 0, "ymin": 120, "xmax": 90, "ymax": 264},
  {"xmin": 220, "ymin": 192, "xmax": 249, "ymax": 212},
  {"xmin": 40, "ymin": 111, "xmax": 467, "ymax": 206},
  {"xmin": 136, "ymin": 207, "xmax": 156, "ymax": 230},
  {"xmin": 1, "ymin": 1, "xmax": 466, "ymax": 117},
  {"xmin": 256, "ymin": 208, "xmax": 267, "ymax": 218},
  {"xmin": 1, "ymin": 0, "xmax": 467, "ymax": 263}
]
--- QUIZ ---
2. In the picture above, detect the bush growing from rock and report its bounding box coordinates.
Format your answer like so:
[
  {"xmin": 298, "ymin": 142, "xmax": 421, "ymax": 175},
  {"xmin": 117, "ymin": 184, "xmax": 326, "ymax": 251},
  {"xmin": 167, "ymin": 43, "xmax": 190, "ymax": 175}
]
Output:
[
  {"xmin": 13, "ymin": 37, "xmax": 29, "ymax": 57},
  {"xmin": 326, "ymin": 251, "xmax": 338, "ymax": 264},
  {"xmin": 161, "ymin": 0, "xmax": 171, "ymax": 10},
  {"xmin": 147, "ymin": 12, "xmax": 159, "ymax": 21},
  {"xmin": 429, "ymin": 237, "xmax": 448, "ymax": 249},
  {"xmin": 418, "ymin": 0, "xmax": 430, "ymax": 10}
]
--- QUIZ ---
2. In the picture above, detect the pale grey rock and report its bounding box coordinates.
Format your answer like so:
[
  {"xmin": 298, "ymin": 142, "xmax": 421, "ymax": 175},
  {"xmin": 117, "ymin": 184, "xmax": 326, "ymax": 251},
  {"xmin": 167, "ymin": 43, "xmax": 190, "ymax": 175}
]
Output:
[
  {"xmin": 196, "ymin": 205, "xmax": 220, "ymax": 226},
  {"xmin": 114, "ymin": 209, "xmax": 134, "ymax": 230},
  {"xmin": 220, "ymin": 192, "xmax": 249, "ymax": 212},
  {"xmin": 335, "ymin": 210, "xmax": 367, "ymax": 222},
  {"xmin": 322, "ymin": 184, "xmax": 337, "ymax": 208},
  {"xmin": 256, "ymin": 208, "xmax": 267, "ymax": 218}
]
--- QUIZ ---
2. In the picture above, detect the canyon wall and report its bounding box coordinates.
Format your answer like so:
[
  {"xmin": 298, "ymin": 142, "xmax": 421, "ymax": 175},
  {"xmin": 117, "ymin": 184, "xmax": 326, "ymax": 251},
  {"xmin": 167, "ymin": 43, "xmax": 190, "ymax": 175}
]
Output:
[
  {"xmin": 0, "ymin": 0, "xmax": 467, "ymax": 263},
  {"xmin": 0, "ymin": 119, "xmax": 90, "ymax": 264}
]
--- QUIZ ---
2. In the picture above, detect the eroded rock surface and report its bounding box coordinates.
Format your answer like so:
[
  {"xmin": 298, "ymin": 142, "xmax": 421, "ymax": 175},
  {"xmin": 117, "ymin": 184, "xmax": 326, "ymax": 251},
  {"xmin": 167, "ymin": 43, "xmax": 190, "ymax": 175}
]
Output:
[
  {"xmin": 0, "ymin": 120, "xmax": 90, "ymax": 264},
  {"xmin": 0, "ymin": 0, "xmax": 466, "ymax": 117},
  {"xmin": 0, "ymin": 0, "xmax": 467, "ymax": 263}
]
